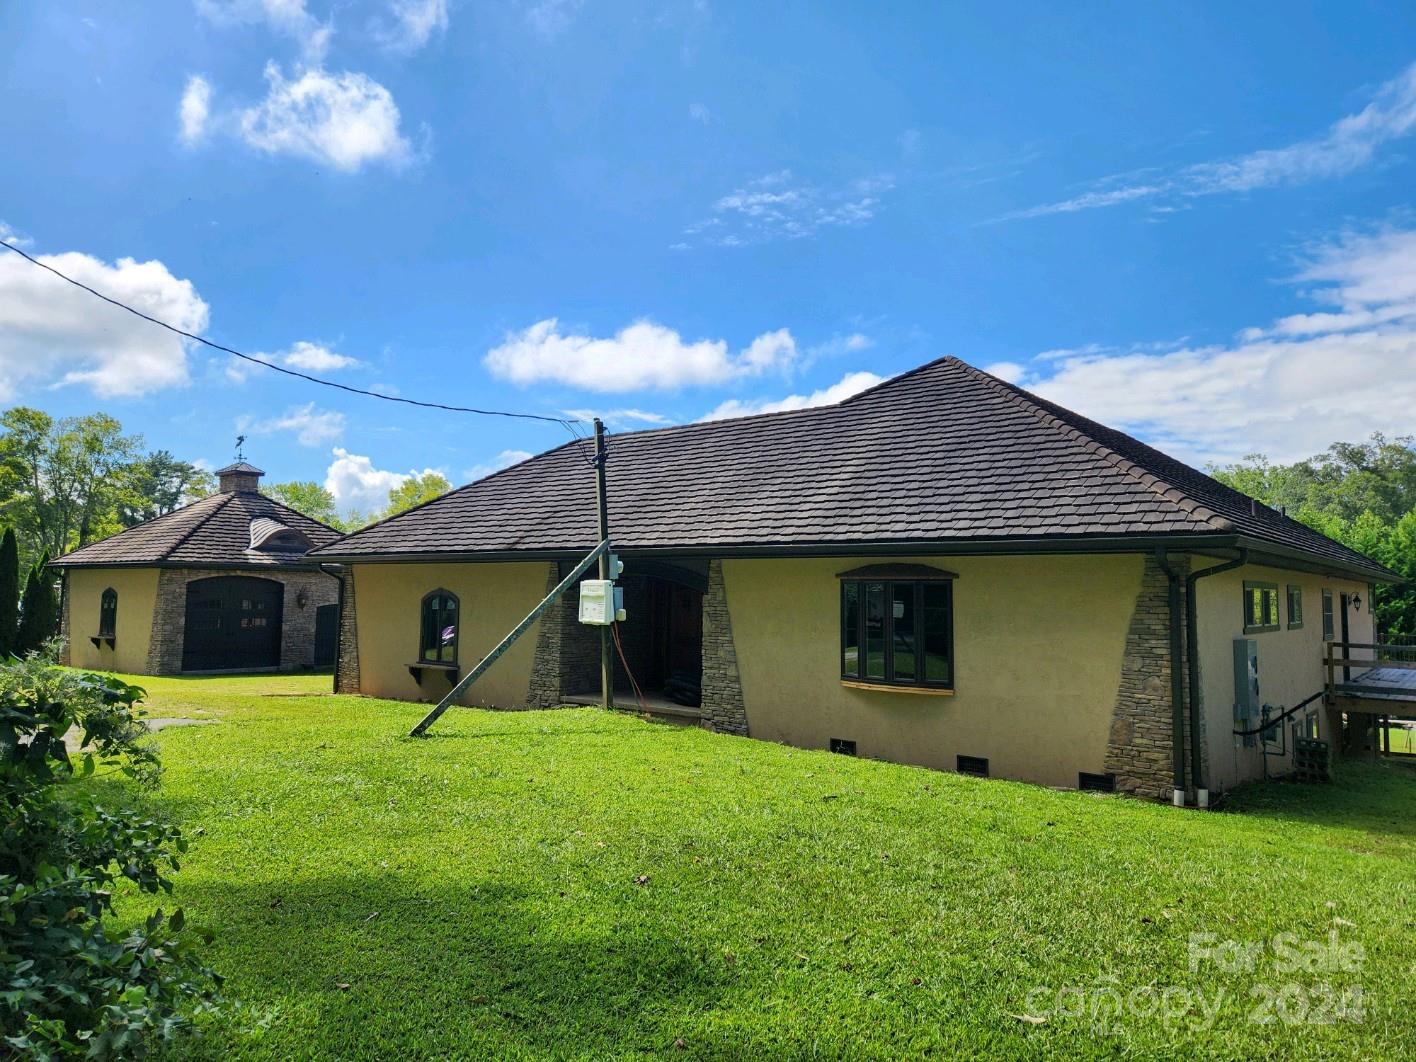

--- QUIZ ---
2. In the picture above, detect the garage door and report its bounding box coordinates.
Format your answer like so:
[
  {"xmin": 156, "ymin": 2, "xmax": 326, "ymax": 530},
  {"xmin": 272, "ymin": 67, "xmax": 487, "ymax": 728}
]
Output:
[{"xmin": 182, "ymin": 576, "xmax": 284, "ymax": 672}]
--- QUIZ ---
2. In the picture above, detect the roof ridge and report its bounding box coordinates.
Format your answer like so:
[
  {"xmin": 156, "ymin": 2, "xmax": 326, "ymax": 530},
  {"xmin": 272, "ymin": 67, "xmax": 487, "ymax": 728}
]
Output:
[{"xmin": 950, "ymin": 359, "xmax": 1237, "ymax": 533}]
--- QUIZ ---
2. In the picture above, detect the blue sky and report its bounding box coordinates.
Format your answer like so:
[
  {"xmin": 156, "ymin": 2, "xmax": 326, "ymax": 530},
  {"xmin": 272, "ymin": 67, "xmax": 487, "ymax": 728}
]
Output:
[{"xmin": 3, "ymin": 2, "xmax": 1416, "ymax": 514}]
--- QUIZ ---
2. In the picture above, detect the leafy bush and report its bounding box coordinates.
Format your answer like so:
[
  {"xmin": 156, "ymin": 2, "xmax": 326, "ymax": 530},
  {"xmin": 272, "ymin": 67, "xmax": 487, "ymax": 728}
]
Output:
[{"xmin": 0, "ymin": 659, "xmax": 219, "ymax": 1058}]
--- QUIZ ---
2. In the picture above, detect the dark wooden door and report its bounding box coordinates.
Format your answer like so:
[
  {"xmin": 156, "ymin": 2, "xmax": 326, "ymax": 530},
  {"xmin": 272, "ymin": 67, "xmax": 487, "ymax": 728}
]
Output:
[
  {"xmin": 313, "ymin": 603, "xmax": 338, "ymax": 667},
  {"xmin": 182, "ymin": 576, "xmax": 284, "ymax": 672}
]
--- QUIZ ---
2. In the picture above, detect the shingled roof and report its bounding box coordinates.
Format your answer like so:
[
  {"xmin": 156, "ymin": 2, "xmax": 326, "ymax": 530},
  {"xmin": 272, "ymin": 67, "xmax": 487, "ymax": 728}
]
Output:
[
  {"xmin": 310, "ymin": 356, "xmax": 1394, "ymax": 581},
  {"xmin": 53, "ymin": 490, "xmax": 343, "ymax": 570}
]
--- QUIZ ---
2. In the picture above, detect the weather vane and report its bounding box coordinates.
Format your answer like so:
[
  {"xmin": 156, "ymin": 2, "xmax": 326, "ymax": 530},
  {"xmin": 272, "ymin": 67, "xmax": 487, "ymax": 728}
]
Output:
[{"xmin": 236, "ymin": 435, "xmax": 246, "ymax": 461}]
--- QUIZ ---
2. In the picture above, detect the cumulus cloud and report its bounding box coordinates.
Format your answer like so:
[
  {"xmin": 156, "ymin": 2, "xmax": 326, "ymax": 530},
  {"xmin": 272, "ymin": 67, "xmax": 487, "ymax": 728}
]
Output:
[
  {"xmin": 1016, "ymin": 226, "xmax": 1416, "ymax": 464},
  {"xmin": 684, "ymin": 169, "xmax": 893, "ymax": 247},
  {"xmin": 484, "ymin": 319, "xmax": 800, "ymax": 392},
  {"xmin": 376, "ymin": 0, "xmax": 449, "ymax": 53},
  {"xmin": 239, "ymin": 63, "xmax": 411, "ymax": 172},
  {"xmin": 196, "ymin": 0, "xmax": 332, "ymax": 63},
  {"xmin": 179, "ymin": 76, "xmax": 213, "ymax": 144},
  {"xmin": 239, "ymin": 402, "xmax": 346, "ymax": 446},
  {"xmin": 0, "ymin": 248, "xmax": 207, "ymax": 399},
  {"xmin": 0, "ymin": 222, "xmax": 29, "ymax": 248},
  {"xmin": 702, "ymin": 370, "xmax": 885, "ymax": 421},
  {"xmin": 324, "ymin": 447, "xmax": 442, "ymax": 511},
  {"xmin": 1002, "ymin": 61, "xmax": 1416, "ymax": 220},
  {"xmin": 465, "ymin": 448, "xmax": 533, "ymax": 481},
  {"xmin": 277, "ymin": 340, "xmax": 362, "ymax": 370}
]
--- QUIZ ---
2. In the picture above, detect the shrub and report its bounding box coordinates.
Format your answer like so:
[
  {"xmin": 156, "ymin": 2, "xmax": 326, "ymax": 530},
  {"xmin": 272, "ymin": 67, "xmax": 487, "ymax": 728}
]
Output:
[{"xmin": 0, "ymin": 658, "xmax": 219, "ymax": 1058}]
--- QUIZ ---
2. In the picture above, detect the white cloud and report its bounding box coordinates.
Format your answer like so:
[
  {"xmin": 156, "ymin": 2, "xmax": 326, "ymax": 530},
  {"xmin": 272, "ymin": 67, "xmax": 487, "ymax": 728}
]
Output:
[
  {"xmin": 277, "ymin": 340, "xmax": 362, "ymax": 370},
  {"xmin": 1016, "ymin": 226, "xmax": 1416, "ymax": 464},
  {"xmin": 702, "ymin": 370, "xmax": 885, "ymax": 421},
  {"xmin": 0, "ymin": 222, "xmax": 30, "ymax": 249},
  {"xmin": 324, "ymin": 447, "xmax": 441, "ymax": 511},
  {"xmin": 377, "ymin": 0, "xmax": 449, "ymax": 53},
  {"xmin": 684, "ymin": 169, "xmax": 893, "ymax": 247},
  {"xmin": 527, "ymin": 0, "xmax": 583, "ymax": 37},
  {"xmin": 180, "ymin": 76, "xmax": 213, "ymax": 144},
  {"xmin": 561, "ymin": 407, "xmax": 672, "ymax": 429},
  {"xmin": 984, "ymin": 360, "xmax": 1026, "ymax": 383},
  {"xmin": 0, "ymin": 248, "xmax": 208, "ymax": 399},
  {"xmin": 196, "ymin": 0, "xmax": 332, "ymax": 63},
  {"xmin": 485, "ymin": 319, "xmax": 800, "ymax": 392},
  {"xmin": 1002, "ymin": 61, "xmax": 1416, "ymax": 220},
  {"xmin": 688, "ymin": 102, "xmax": 712, "ymax": 124},
  {"xmin": 240, "ymin": 402, "xmax": 346, "ymax": 446},
  {"xmin": 239, "ymin": 63, "xmax": 411, "ymax": 172},
  {"xmin": 465, "ymin": 448, "xmax": 533, "ymax": 481}
]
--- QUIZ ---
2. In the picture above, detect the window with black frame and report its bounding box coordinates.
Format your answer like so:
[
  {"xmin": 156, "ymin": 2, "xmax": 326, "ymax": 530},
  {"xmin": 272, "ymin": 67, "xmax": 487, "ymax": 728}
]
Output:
[
  {"xmin": 840, "ymin": 567, "xmax": 954, "ymax": 690},
  {"xmin": 98, "ymin": 588, "xmax": 117, "ymax": 639},
  {"xmin": 1243, "ymin": 581, "xmax": 1280, "ymax": 634},
  {"xmin": 419, "ymin": 589, "xmax": 459, "ymax": 664}
]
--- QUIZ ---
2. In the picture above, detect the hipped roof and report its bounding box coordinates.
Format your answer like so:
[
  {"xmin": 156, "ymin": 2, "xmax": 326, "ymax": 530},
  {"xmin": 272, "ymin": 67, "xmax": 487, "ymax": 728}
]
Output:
[
  {"xmin": 310, "ymin": 356, "xmax": 1394, "ymax": 581},
  {"xmin": 53, "ymin": 490, "xmax": 342, "ymax": 570}
]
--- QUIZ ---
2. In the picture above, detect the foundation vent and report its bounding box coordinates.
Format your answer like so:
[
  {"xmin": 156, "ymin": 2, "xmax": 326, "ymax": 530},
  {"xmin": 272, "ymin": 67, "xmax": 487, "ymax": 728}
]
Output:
[
  {"xmin": 1079, "ymin": 772, "xmax": 1117, "ymax": 793},
  {"xmin": 829, "ymin": 738, "xmax": 856, "ymax": 756},
  {"xmin": 956, "ymin": 755, "xmax": 989, "ymax": 777}
]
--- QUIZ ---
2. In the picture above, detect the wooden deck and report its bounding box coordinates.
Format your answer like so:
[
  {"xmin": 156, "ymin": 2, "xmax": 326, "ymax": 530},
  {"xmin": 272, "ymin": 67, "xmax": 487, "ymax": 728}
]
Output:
[{"xmin": 1327, "ymin": 642, "xmax": 1416, "ymax": 714}]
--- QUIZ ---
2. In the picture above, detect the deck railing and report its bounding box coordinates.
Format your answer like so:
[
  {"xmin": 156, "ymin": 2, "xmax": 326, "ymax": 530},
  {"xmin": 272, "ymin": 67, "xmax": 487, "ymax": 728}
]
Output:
[{"xmin": 1324, "ymin": 641, "xmax": 1416, "ymax": 698}]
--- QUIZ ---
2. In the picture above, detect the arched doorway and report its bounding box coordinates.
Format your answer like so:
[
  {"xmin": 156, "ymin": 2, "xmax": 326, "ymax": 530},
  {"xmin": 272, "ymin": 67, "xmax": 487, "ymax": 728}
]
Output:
[{"xmin": 182, "ymin": 576, "xmax": 285, "ymax": 672}]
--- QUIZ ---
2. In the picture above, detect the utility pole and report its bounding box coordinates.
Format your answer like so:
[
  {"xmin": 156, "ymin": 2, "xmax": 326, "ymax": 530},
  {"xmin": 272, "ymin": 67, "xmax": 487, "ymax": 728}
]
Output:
[{"xmin": 594, "ymin": 417, "xmax": 613, "ymax": 711}]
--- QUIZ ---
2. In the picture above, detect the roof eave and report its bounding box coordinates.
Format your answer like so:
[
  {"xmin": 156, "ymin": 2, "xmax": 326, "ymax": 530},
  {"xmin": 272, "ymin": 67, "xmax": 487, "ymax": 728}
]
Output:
[
  {"xmin": 1230, "ymin": 535, "xmax": 1399, "ymax": 585},
  {"xmin": 307, "ymin": 530, "xmax": 1248, "ymax": 565}
]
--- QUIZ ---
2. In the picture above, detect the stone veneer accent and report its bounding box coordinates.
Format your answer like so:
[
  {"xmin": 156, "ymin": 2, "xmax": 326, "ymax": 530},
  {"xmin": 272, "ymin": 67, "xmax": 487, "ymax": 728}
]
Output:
[
  {"xmin": 146, "ymin": 566, "xmax": 338, "ymax": 674},
  {"xmin": 1104, "ymin": 553, "xmax": 1204, "ymax": 800},
  {"xmin": 334, "ymin": 567, "xmax": 360, "ymax": 694},
  {"xmin": 699, "ymin": 559, "xmax": 747, "ymax": 736},
  {"xmin": 527, "ymin": 563, "xmax": 603, "ymax": 706}
]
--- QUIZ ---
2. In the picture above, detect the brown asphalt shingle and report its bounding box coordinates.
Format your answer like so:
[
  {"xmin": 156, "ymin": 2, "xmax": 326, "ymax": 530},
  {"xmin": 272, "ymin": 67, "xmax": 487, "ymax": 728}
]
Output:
[
  {"xmin": 53, "ymin": 491, "xmax": 342, "ymax": 569},
  {"xmin": 307, "ymin": 356, "xmax": 1391, "ymax": 579}
]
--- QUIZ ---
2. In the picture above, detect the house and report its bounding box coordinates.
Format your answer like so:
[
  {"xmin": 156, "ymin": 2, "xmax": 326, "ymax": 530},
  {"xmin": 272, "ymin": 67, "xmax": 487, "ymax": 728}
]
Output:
[
  {"xmin": 308, "ymin": 357, "xmax": 1394, "ymax": 802},
  {"xmin": 53, "ymin": 462, "xmax": 343, "ymax": 675}
]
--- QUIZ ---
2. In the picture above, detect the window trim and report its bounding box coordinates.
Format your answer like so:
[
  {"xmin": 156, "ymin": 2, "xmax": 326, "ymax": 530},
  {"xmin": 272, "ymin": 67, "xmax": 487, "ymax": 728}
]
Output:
[
  {"xmin": 1242, "ymin": 580, "xmax": 1281, "ymax": 634},
  {"xmin": 839, "ymin": 574, "xmax": 954, "ymax": 692},
  {"xmin": 98, "ymin": 587, "xmax": 118, "ymax": 639},
  {"xmin": 1321, "ymin": 588, "xmax": 1335, "ymax": 642},
  {"xmin": 1286, "ymin": 584, "xmax": 1304, "ymax": 630},
  {"xmin": 418, "ymin": 588, "xmax": 459, "ymax": 665}
]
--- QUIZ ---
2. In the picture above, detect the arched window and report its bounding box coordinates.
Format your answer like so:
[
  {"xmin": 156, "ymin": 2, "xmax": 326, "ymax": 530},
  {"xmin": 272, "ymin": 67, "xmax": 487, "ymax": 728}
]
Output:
[
  {"xmin": 419, "ymin": 590, "xmax": 458, "ymax": 664},
  {"xmin": 98, "ymin": 588, "xmax": 118, "ymax": 639}
]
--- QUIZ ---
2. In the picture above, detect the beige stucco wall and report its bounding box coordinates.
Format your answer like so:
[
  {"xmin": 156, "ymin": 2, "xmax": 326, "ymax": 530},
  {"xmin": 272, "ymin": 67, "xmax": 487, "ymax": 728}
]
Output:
[
  {"xmin": 722, "ymin": 554, "xmax": 1144, "ymax": 789},
  {"xmin": 351, "ymin": 561, "xmax": 549, "ymax": 707},
  {"xmin": 1195, "ymin": 563, "xmax": 1374, "ymax": 794},
  {"xmin": 66, "ymin": 567, "xmax": 159, "ymax": 675}
]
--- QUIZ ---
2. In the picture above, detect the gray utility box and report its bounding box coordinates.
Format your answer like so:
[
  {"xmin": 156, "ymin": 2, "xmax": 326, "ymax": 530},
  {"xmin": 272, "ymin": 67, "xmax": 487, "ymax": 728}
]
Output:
[{"xmin": 1233, "ymin": 638, "xmax": 1260, "ymax": 748}]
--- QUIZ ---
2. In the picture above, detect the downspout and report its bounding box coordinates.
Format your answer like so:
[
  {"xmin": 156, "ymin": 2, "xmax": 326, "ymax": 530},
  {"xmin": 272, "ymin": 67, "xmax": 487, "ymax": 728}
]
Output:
[
  {"xmin": 318, "ymin": 563, "xmax": 344, "ymax": 695},
  {"xmin": 1154, "ymin": 548, "xmax": 1186, "ymax": 807},
  {"xmin": 1184, "ymin": 548, "xmax": 1248, "ymax": 808}
]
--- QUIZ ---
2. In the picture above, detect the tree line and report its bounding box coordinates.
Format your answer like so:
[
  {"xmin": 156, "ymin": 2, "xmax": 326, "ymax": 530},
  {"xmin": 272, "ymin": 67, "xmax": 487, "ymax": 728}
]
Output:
[{"xmin": 1210, "ymin": 434, "xmax": 1416, "ymax": 639}]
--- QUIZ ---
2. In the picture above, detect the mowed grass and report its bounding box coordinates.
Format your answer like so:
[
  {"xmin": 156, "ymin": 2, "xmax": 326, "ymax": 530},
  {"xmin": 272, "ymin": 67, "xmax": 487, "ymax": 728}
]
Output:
[{"xmin": 95, "ymin": 674, "xmax": 1415, "ymax": 1059}]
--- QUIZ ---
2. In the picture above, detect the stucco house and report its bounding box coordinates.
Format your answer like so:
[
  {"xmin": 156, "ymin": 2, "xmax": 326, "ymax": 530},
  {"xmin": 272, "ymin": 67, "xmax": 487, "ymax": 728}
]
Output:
[
  {"xmin": 309, "ymin": 357, "xmax": 1393, "ymax": 803},
  {"xmin": 53, "ymin": 462, "xmax": 343, "ymax": 675}
]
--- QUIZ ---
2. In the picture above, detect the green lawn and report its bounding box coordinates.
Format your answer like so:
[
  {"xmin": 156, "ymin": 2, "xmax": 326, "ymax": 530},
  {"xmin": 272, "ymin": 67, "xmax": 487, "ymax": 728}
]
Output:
[
  {"xmin": 98, "ymin": 674, "xmax": 1415, "ymax": 1059},
  {"xmin": 1382, "ymin": 725, "xmax": 1415, "ymax": 755}
]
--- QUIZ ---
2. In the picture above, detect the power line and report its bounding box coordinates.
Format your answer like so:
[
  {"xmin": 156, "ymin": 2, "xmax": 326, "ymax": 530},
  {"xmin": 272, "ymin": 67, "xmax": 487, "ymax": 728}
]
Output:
[{"xmin": 0, "ymin": 239, "xmax": 577, "ymax": 426}]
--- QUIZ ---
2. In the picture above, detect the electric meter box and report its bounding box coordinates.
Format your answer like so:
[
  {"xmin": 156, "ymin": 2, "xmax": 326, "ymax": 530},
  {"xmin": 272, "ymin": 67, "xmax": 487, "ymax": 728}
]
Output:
[
  {"xmin": 579, "ymin": 580, "xmax": 615, "ymax": 625},
  {"xmin": 1233, "ymin": 638, "xmax": 1260, "ymax": 746}
]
